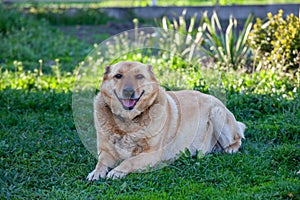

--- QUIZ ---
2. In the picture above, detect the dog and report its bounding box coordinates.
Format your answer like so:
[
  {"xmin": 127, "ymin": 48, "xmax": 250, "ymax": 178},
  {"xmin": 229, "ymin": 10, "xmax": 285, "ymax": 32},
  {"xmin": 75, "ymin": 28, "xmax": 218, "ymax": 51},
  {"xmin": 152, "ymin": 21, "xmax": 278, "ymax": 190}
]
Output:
[{"xmin": 87, "ymin": 61, "xmax": 246, "ymax": 180}]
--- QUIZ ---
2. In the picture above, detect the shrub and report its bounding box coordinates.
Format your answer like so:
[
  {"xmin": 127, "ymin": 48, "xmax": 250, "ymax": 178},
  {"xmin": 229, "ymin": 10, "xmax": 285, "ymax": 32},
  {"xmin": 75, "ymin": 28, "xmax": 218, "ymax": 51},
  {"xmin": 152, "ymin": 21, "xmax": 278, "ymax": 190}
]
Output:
[
  {"xmin": 201, "ymin": 11, "xmax": 254, "ymax": 71},
  {"xmin": 155, "ymin": 9, "xmax": 204, "ymax": 64},
  {"xmin": 247, "ymin": 9, "xmax": 300, "ymax": 72},
  {"xmin": 156, "ymin": 10, "xmax": 254, "ymax": 71}
]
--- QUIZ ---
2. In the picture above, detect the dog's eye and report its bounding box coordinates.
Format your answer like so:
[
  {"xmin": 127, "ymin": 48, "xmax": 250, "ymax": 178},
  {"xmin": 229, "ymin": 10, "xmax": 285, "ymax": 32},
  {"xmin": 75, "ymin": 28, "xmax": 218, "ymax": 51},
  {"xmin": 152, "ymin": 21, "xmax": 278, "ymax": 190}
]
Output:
[
  {"xmin": 135, "ymin": 74, "xmax": 144, "ymax": 79},
  {"xmin": 114, "ymin": 74, "xmax": 123, "ymax": 79}
]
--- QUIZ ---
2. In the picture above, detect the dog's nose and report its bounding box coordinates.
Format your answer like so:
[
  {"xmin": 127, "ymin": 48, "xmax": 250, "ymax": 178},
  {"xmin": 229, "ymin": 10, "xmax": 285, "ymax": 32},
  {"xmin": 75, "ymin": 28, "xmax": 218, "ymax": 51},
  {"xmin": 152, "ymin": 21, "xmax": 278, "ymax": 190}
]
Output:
[{"xmin": 122, "ymin": 86, "xmax": 135, "ymax": 98}]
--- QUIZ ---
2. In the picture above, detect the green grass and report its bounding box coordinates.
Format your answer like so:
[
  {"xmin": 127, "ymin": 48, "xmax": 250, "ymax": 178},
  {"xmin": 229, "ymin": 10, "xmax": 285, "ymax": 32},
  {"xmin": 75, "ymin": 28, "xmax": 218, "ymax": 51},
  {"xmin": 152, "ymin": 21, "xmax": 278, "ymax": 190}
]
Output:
[
  {"xmin": 1, "ymin": 89, "xmax": 299, "ymax": 199},
  {"xmin": 0, "ymin": 4, "xmax": 299, "ymax": 200}
]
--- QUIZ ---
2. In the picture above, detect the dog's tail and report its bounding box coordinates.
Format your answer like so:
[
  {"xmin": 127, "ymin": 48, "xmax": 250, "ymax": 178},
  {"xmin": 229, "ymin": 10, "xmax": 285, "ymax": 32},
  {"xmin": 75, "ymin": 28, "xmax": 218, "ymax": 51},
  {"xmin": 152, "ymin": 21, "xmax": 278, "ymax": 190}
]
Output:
[{"xmin": 237, "ymin": 121, "xmax": 246, "ymax": 139}]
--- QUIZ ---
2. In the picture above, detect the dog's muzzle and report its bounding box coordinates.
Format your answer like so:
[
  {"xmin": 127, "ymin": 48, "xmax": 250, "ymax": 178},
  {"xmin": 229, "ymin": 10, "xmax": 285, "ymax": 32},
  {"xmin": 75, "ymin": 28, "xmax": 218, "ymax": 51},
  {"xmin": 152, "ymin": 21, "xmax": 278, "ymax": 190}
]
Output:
[{"xmin": 114, "ymin": 89, "xmax": 145, "ymax": 111}]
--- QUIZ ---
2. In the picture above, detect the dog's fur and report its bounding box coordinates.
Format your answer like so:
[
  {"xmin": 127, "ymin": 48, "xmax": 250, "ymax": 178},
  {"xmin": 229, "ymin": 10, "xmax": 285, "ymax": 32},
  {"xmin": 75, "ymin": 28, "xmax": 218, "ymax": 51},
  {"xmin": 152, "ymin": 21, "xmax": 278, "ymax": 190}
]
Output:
[{"xmin": 87, "ymin": 61, "xmax": 246, "ymax": 180}]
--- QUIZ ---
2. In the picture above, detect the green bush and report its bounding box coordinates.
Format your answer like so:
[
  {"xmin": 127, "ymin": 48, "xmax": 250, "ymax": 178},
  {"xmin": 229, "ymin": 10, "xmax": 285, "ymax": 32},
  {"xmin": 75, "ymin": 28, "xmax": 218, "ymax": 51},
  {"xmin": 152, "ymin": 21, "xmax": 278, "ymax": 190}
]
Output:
[
  {"xmin": 201, "ymin": 11, "xmax": 254, "ymax": 71},
  {"xmin": 154, "ymin": 10, "xmax": 204, "ymax": 65},
  {"xmin": 248, "ymin": 10, "xmax": 300, "ymax": 72},
  {"xmin": 222, "ymin": 69, "xmax": 297, "ymax": 95},
  {"xmin": 156, "ymin": 10, "xmax": 254, "ymax": 71}
]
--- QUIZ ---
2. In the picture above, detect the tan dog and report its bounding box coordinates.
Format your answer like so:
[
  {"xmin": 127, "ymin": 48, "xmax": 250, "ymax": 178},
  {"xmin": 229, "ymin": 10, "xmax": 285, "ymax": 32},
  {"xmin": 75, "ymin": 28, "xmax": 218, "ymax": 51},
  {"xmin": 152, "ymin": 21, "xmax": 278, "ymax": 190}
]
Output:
[{"xmin": 87, "ymin": 61, "xmax": 246, "ymax": 180}]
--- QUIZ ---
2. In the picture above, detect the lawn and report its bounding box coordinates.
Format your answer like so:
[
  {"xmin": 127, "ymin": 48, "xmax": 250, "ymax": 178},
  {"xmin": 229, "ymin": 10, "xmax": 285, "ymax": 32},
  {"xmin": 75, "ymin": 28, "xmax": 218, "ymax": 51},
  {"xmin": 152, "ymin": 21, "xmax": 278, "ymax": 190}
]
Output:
[{"xmin": 0, "ymin": 3, "xmax": 299, "ymax": 200}]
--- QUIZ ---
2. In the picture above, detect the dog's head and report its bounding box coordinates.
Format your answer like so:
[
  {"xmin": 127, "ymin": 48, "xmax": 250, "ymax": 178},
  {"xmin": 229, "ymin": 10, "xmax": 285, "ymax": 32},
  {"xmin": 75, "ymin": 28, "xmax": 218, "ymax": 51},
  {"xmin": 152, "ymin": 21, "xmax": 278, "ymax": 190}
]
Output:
[{"xmin": 100, "ymin": 61, "xmax": 159, "ymax": 120}]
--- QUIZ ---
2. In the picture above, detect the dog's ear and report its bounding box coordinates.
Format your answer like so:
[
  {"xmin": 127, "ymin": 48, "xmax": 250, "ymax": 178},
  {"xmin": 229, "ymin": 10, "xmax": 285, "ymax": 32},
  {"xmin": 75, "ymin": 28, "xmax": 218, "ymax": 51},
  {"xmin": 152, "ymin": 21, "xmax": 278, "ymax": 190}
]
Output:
[
  {"xmin": 148, "ymin": 65, "xmax": 157, "ymax": 81},
  {"xmin": 103, "ymin": 66, "xmax": 110, "ymax": 80},
  {"xmin": 147, "ymin": 65, "xmax": 153, "ymax": 72},
  {"xmin": 104, "ymin": 66, "xmax": 110, "ymax": 75},
  {"xmin": 148, "ymin": 65, "xmax": 154, "ymax": 74}
]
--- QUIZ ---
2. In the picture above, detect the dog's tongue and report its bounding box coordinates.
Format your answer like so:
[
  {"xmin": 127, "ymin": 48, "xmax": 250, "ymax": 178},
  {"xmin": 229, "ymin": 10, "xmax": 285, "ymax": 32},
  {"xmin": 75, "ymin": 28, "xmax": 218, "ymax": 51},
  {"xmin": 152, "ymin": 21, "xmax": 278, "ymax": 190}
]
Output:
[{"xmin": 122, "ymin": 99, "xmax": 137, "ymax": 108}]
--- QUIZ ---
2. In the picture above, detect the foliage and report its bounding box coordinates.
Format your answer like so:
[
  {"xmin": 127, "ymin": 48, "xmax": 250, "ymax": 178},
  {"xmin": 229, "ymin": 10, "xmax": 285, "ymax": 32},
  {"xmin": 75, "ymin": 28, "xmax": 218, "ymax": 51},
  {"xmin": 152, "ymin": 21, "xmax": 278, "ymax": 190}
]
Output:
[
  {"xmin": 0, "ymin": 60, "xmax": 76, "ymax": 92},
  {"xmin": 201, "ymin": 11, "xmax": 254, "ymax": 71},
  {"xmin": 0, "ymin": 4, "xmax": 32, "ymax": 35},
  {"xmin": 0, "ymin": 4, "xmax": 89, "ymax": 73},
  {"xmin": 248, "ymin": 9, "xmax": 300, "ymax": 72},
  {"xmin": 157, "ymin": 9, "xmax": 203, "ymax": 64},
  {"xmin": 155, "ymin": 10, "xmax": 254, "ymax": 71},
  {"xmin": 222, "ymin": 69, "xmax": 299, "ymax": 96}
]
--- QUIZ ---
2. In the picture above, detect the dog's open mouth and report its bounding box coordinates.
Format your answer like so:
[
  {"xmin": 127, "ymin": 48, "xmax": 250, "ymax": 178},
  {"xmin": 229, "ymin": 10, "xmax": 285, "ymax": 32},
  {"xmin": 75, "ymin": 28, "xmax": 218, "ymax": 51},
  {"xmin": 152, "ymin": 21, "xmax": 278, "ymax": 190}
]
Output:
[{"xmin": 114, "ymin": 90, "xmax": 145, "ymax": 110}]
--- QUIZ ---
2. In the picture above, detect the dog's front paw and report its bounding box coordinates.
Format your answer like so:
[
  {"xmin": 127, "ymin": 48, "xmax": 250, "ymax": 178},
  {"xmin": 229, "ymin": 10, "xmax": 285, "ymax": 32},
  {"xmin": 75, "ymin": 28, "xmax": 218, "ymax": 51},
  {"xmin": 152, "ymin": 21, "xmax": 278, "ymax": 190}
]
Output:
[
  {"xmin": 107, "ymin": 169, "xmax": 127, "ymax": 179},
  {"xmin": 224, "ymin": 146, "xmax": 239, "ymax": 153},
  {"xmin": 87, "ymin": 167, "xmax": 108, "ymax": 181},
  {"xmin": 224, "ymin": 141, "xmax": 241, "ymax": 154}
]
